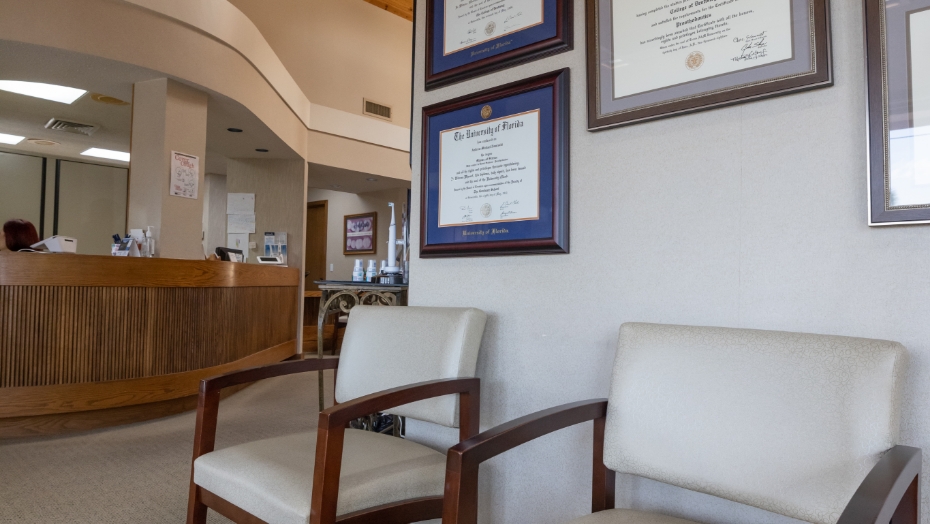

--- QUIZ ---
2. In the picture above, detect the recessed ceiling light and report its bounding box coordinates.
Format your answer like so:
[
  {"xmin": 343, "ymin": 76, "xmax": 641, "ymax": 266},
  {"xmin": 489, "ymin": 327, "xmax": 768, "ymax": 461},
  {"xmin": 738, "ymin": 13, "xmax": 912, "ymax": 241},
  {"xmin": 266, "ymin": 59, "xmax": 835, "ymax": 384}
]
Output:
[
  {"xmin": 255, "ymin": 148, "xmax": 268, "ymax": 152},
  {"xmin": 90, "ymin": 93, "xmax": 129, "ymax": 106},
  {"xmin": 81, "ymin": 148, "xmax": 130, "ymax": 162},
  {"xmin": 366, "ymin": 178, "xmax": 378, "ymax": 182},
  {"xmin": 0, "ymin": 80, "xmax": 86, "ymax": 104},
  {"xmin": 0, "ymin": 133, "xmax": 25, "ymax": 145},
  {"xmin": 227, "ymin": 128, "xmax": 243, "ymax": 133},
  {"xmin": 26, "ymin": 138, "xmax": 59, "ymax": 146}
]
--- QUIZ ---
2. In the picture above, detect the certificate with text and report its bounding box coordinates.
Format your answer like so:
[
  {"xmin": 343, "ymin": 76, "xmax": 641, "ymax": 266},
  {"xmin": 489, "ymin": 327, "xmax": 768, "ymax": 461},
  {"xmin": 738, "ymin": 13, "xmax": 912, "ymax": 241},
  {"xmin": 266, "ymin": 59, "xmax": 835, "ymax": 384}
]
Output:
[
  {"xmin": 427, "ymin": 0, "xmax": 569, "ymax": 89},
  {"xmin": 420, "ymin": 69, "xmax": 569, "ymax": 257},
  {"xmin": 444, "ymin": 0, "xmax": 545, "ymax": 55},
  {"xmin": 587, "ymin": 0, "xmax": 830, "ymax": 129},
  {"xmin": 439, "ymin": 110, "xmax": 540, "ymax": 227},
  {"xmin": 612, "ymin": 0, "xmax": 794, "ymax": 99}
]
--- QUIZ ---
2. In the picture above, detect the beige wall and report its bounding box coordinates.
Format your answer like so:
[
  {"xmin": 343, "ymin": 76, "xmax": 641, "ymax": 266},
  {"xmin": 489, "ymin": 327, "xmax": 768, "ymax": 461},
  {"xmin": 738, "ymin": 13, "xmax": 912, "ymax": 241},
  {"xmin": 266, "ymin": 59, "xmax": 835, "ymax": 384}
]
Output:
[
  {"xmin": 226, "ymin": 159, "xmax": 307, "ymax": 269},
  {"xmin": 306, "ymin": 187, "xmax": 408, "ymax": 280},
  {"xmin": 0, "ymin": 151, "xmax": 44, "ymax": 231},
  {"xmin": 228, "ymin": 0, "xmax": 412, "ymax": 123},
  {"xmin": 128, "ymin": 78, "xmax": 208, "ymax": 260}
]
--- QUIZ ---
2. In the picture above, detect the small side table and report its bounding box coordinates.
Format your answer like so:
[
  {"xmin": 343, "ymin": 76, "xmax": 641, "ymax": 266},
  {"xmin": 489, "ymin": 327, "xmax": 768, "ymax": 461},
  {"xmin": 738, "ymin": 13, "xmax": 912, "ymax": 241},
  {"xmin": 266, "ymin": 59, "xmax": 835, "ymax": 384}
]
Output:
[{"xmin": 314, "ymin": 280, "xmax": 408, "ymax": 412}]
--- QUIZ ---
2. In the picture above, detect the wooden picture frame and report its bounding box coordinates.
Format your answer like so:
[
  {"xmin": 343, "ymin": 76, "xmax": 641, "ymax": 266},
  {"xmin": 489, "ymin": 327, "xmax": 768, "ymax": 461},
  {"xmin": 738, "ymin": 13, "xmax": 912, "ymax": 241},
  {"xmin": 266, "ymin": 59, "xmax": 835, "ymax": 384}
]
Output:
[
  {"xmin": 866, "ymin": 0, "xmax": 930, "ymax": 225},
  {"xmin": 585, "ymin": 0, "xmax": 833, "ymax": 130},
  {"xmin": 420, "ymin": 69, "xmax": 569, "ymax": 257},
  {"xmin": 343, "ymin": 212, "xmax": 377, "ymax": 255},
  {"xmin": 425, "ymin": 0, "xmax": 572, "ymax": 90}
]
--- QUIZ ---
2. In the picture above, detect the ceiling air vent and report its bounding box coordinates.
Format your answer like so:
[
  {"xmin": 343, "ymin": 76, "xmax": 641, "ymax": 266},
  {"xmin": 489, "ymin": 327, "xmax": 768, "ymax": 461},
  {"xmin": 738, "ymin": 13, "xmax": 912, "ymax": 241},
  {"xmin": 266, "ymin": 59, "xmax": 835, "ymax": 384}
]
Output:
[
  {"xmin": 363, "ymin": 99, "xmax": 392, "ymax": 121},
  {"xmin": 44, "ymin": 118, "xmax": 99, "ymax": 136}
]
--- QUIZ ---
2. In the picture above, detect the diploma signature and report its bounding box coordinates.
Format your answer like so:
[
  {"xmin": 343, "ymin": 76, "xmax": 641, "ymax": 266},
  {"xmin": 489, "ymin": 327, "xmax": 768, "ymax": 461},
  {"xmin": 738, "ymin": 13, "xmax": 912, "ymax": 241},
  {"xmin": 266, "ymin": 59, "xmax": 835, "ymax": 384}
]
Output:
[
  {"xmin": 497, "ymin": 200, "xmax": 521, "ymax": 219},
  {"xmin": 462, "ymin": 215, "xmax": 473, "ymax": 223},
  {"xmin": 732, "ymin": 31, "xmax": 768, "ymax": 62}
]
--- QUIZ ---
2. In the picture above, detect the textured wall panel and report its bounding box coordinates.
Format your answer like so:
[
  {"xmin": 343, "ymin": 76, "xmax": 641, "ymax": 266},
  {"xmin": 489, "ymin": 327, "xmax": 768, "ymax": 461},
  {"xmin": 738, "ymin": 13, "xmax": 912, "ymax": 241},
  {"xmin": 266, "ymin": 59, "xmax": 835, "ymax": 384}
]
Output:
[
  {"xmin": 408, "ymin": 0, "xmax": 930, "ymax": 523},
  {"xmin": 0, "ymin": 286, "xmax": 297, "ymax": 388}
]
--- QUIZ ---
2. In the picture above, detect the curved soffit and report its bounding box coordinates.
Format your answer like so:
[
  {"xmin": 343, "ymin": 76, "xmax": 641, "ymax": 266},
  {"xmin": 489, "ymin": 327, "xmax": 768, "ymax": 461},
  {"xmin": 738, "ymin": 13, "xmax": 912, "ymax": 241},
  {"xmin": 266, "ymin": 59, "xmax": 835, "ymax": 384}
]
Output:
[{"xmin": 122, "ymin": 0, "xmax": 410, "ymax": 153}]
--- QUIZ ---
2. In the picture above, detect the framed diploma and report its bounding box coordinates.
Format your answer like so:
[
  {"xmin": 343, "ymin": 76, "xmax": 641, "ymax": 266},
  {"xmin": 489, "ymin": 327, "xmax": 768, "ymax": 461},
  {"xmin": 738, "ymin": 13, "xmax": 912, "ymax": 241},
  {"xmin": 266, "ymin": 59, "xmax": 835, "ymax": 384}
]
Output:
[
  {"xmin": 866, "ymin": 0, "xmax": 930, "ymax": 225},
  {"xmin": 420, "ymin": 69, "xmax": 569, "ymax": 257},
  {"xmin": 586, "ymin": 0, "xmax": 832, "ymax": 129},
  {"xmin": 426, "ymin": 0, "xmax": 572, "ymax": 90}
]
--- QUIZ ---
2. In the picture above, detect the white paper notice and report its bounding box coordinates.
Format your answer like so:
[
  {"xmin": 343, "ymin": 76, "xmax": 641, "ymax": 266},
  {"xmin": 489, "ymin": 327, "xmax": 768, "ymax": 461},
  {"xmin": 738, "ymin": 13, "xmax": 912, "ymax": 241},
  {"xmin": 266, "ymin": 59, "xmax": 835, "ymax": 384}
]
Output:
[
  {"xmin": 444, "ymin": 0, "xmax": 544, "ymax": 55},
  {"xmin": 439, "ymin": 109, "xmax": 540, "ymax": 227},
  {"xmin": 611, "ymin": 0, "xmax": 794, "ymax": 99},
  {"xmin": 227, "ymin": 214, "xmax": 256, "ymax": 234},
  {"xmin": 227, "ymin": 233, "xmax": 249, "ymax": 259},
  {"xmin": 169, "ymin": 151, "xmax": 199, "ymax": 199},
  {"xmin": 226, "ymin": 193, "xmax": 255, "ymax": 215}
]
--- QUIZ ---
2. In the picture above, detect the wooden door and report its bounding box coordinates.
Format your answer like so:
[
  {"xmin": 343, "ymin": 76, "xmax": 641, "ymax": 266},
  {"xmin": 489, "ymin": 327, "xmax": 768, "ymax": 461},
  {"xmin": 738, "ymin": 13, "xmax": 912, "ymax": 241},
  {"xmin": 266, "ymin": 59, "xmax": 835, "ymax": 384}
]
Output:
[{"xmin": 305, "ymin": 201, "xmax": 328, "ymax": 291}]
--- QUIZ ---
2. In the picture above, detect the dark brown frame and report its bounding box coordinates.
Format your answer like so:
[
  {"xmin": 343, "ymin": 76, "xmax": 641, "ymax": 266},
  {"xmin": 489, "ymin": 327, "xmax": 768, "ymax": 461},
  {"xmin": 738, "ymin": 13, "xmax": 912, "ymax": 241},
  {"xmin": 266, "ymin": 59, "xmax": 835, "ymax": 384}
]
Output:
[
  {"xmin": 585, "ymin": 0, "xmax": 834, "ymax": 130},
  {"xmin": 425, "ymin": 0, "xmax": 572, "ymax": 90},
  {"xmin": 420, "ymin": 69, "xmax": 570, "ymax": 258},
  {"xmin": 866, "ymin": 0, "xmax": 930, "ymax": 225},
  {"xmin": 187, "ymin": 358, "xmax": 480, "ymax": 524},
  {"xmin": 442, "ymin": 399, "xmax": 921, "ymax": 524},
  {"xmin": 343, "ymin": 212, "xmax": 377, "ymax": 255}
]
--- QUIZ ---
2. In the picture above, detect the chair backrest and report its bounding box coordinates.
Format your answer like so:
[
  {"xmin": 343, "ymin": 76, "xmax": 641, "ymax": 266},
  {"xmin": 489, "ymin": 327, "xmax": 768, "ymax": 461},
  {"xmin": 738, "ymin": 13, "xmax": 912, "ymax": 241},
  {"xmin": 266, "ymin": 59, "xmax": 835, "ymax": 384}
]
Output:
[
  {"xmin": 603, "ymin": 323, "xmax": 905, "ymax": 524},
  {"xmin": 334, "ymin": 305, "xmax": 487, "ymax": 428}
]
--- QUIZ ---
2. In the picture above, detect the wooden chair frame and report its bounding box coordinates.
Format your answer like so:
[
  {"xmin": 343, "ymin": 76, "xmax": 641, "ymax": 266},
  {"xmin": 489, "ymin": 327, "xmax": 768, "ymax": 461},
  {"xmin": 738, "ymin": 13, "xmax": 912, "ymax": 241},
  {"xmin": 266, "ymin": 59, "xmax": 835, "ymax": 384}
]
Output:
[
  {"xmin": 186, "ymin": 357, "xmax": 480, "ymax": 524},
  {"xmin": 442, "ymin": 399, "xmax": 921, "ymax": 524}
]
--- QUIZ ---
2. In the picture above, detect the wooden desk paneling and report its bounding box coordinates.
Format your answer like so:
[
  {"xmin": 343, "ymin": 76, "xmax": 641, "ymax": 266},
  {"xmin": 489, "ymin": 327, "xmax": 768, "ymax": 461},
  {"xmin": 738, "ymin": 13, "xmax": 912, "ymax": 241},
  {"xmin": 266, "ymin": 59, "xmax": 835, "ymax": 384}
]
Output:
[{"xmin": 0, "ymin": 254, "xmax": 301, "ymax": 437}]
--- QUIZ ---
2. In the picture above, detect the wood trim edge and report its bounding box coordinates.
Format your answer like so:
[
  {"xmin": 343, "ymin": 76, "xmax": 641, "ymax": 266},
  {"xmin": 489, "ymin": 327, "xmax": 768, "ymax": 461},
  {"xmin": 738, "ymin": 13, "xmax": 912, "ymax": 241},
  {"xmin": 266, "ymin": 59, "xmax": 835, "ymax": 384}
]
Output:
[{"xmin": 0, "ymin": 340, "xmax": 299, "ymax": 417}]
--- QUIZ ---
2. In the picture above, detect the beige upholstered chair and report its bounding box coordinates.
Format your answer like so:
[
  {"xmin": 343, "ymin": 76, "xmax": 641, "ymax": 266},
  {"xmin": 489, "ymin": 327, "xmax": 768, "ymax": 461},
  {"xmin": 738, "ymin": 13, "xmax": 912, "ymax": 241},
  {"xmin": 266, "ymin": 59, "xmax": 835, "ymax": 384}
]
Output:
[
  {"xmin": 186, "ymin": 305, "xmax": 487, "ymax": 524},
  {"xmin": 442, "ymin": 323, "xmax": 920, "ymax": 524}
]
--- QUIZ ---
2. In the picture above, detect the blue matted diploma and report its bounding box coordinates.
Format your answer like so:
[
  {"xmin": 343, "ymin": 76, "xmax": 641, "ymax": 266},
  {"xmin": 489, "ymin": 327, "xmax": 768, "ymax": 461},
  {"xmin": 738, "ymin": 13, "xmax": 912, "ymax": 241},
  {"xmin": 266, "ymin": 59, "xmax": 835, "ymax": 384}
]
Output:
[
  {"xmin": 425, "ymin": 0, "xmax": 571, "ymax": 90},
  {"xmin": 420, "ymin": 69, "xmax": 569, "ymax": 257}
]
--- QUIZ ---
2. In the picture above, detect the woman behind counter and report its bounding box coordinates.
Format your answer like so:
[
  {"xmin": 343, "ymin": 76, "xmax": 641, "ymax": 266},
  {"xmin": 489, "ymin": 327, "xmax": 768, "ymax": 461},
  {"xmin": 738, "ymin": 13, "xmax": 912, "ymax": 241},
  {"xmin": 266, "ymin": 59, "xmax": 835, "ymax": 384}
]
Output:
[{"xmin": 1, "ymin": 219, "xmax": 40, "ymax": 252}]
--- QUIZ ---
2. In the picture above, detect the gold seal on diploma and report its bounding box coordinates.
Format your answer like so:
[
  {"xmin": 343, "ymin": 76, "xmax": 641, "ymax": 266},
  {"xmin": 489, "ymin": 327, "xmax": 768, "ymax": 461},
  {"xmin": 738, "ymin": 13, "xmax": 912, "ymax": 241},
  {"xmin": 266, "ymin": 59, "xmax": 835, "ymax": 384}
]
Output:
[
  {"xmin": 480, "ymin": 203, "xmax": 492, "ymax": 217},
  {"xmin": 686, "ymin": 51, "xmax": 705, "ymax": 70},
  {"xmin": 485, "ymin": 21, "xmax": 496, "ymax": 36},
  {"xmin": 481, "ymin": 105, "xmax": 492, "ymax": 119}
]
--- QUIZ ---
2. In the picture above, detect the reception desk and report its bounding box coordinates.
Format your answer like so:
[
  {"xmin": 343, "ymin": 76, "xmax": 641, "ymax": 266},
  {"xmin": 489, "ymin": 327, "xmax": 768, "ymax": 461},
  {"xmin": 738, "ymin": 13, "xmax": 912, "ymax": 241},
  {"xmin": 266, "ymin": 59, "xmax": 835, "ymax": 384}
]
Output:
[{"xmin": 0, "ymin": 253, "xmax": 300, "ymax": 438}]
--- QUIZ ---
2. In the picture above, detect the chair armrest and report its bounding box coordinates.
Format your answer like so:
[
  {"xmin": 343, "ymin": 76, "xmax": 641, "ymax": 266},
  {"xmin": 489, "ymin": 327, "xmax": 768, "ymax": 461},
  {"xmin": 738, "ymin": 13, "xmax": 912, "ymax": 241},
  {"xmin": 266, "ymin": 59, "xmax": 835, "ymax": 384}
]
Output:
[
  {"xmin": 201, "ymin": 357, "xmax": 340, "ymax": 394},
  {"xmin": 309, "ymin": 377, "xmax": 480, "ymax": 524},
  {"xmin": 837, "ymin": 445, "xmax": 922, "ymax": 524},
  {"xmin": 317, "ymin": 377, "xmax": 479, "ymax": 436},
  {"xmin": 192, "ymin": 358, "xmax": 340, "ymax": 461},
  {"xmin": 442, "ymin": 399, "xmax": 610, "ymax": 524}
]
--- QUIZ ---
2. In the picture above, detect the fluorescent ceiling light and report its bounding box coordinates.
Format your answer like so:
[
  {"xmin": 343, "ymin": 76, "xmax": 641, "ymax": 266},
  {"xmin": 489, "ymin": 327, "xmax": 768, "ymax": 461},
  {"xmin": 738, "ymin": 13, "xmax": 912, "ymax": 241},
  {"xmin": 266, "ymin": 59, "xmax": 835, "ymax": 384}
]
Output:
[
  {"xmin": 81, "ymin": 148, "xmax": 130, "ymax": 162},
  {"xmin": 0, "ymin": 133, "xmax": 25, "ymax": 145},
  {"xmin": 0, "ymin": 80, "xmax": 86, "ymax": 104}
]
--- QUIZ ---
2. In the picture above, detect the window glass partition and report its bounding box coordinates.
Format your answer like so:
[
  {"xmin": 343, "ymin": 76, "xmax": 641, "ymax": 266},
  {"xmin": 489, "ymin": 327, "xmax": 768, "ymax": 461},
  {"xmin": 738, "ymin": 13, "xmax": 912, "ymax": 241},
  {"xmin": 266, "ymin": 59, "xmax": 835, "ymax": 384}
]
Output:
[{"xmin": 57, "ymin": 160, "xmax": 128, "ymax": 255}]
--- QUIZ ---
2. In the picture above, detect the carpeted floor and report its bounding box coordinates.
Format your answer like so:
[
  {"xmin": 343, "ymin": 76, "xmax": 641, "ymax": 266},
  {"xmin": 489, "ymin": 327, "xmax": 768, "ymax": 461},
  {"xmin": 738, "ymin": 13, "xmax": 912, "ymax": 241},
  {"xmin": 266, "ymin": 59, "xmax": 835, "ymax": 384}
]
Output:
[{"xmin": 0, "ymin": 370, "xmax": 335, "ymax": 523}]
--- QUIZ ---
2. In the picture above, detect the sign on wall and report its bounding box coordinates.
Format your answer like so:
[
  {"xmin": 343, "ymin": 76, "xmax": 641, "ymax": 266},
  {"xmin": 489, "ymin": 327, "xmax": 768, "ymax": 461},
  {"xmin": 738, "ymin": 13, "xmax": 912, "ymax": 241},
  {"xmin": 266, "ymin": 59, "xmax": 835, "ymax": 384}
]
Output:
[{"xmin": 169, "ymin": 151, "xmax": 199, "ymax": 199}]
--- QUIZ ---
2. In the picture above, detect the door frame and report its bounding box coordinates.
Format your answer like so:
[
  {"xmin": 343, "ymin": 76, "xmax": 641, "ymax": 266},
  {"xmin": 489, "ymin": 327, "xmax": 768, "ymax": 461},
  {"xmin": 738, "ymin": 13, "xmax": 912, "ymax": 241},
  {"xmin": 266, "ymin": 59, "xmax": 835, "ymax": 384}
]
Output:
[{"xmin": 305, "ymin": 200, "xmax": 328, "ymax": 291}]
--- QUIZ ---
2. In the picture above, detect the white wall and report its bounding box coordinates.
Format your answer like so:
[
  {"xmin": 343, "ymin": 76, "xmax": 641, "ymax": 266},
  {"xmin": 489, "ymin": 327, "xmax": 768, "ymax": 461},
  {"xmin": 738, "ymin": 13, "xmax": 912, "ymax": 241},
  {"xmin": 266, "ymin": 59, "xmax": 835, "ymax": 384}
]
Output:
[
  {"xmin": 306, "ymin": 187, "xmax": 409, "ymax": 280},
  {"xmin": 202, "ymin": 173, "xmax": 227, "ymax": 258},
  {"xmin": 409, "ymin": 1, "xmax": 930, "ymax": 524}
]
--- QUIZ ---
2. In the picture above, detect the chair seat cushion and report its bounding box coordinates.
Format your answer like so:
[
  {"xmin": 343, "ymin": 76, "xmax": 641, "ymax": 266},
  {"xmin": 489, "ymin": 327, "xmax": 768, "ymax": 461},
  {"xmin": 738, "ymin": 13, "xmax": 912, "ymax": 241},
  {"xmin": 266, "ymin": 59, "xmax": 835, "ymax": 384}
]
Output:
[
  {"xmin": 193, "ymin": 429, "xmax": 445, "ymax": 524},
  {"xmin": 568, "ymin": 509, "xmax": 701, "ymax": 524}
]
